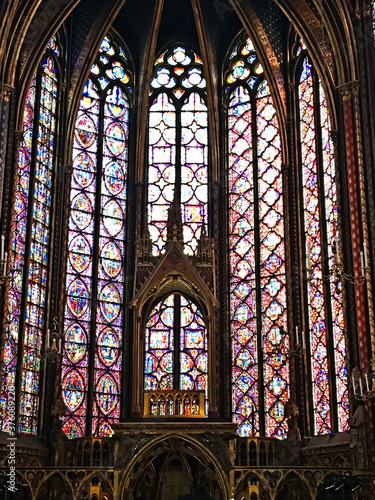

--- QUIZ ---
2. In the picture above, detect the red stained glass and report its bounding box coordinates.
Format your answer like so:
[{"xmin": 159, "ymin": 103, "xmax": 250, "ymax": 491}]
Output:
[
  {"xmin": 0, "ymin": 46, "xmax": 59, "ymax": 434},
  {"xmin": 63, "ymin": 34, "xmax": 130, "ymax": 438},
  {"xmin": 299, "ymin": 57, "xmax": 331, "ymax": 434},
  {"xmin": 148, "ymin": 45, "xmax": 208, "ymax": 255},
  {"xmin": 145, "ymin": 294, "xmax": 208, "ymax": 414},
  {"xmin": 319, "ymin": 82, "xmax": 348, "ymax": 431},
  {"xmin": 228, "ymin": 34, "xmax": 288, "ymax": 438},
  {"xmin": 1, "ymin": 49, "xmax": 59, "ymax": 435}
]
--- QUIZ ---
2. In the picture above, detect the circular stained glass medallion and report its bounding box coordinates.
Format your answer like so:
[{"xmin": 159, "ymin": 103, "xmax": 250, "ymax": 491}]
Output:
[
  {"xmin": 103, "ymin": 199, "xmax": 123, "ymax": 237},
  {"xmin": 75, "ymin": 114, "xmax": 97, "ymax": 148},
  {"xmin": 238, "ymin": 395, "xmax": 254, "ymax": 418},
  {"xmin": 112, "ymin": 62, "xmax": 125, "ymax": 79},
  {"xmin": 264, "ymin": 253, "xmax": 282, "ymax": 273},
  {"xmin": 98, "ymin": 327, "xmax": 119, "ymax": 367},
  {"xmin": 105, "ymin": 123, "xmax": 125, "ymax": 155},
  {"xmin": 99, "ymin": 283, "xmax": 121, "ymax": 322},
  {"xmin": 73, "ymin": 152, "xmax": 95, "ymax": 188},
  {"xmin": 96, "ymin": 374, "xmax": 118, "ymax": 415},
  {"xmin": 67, "ymin": 278, "xmax": 90, "ymax": 318},
  {"xmin": 101, "ymin": 241, "xmax": 122, "ymax": 278},
  {"xmin": 62, "ymin": 418, "xmax": 83, "ymax": 439},
  {"xmin": 104, "ymin": 162, "xmax": 125, "ymax": 196},
  {"xmin": 65, "ymin": 323, "xmax": 87, "ymax": 363},
  {"xmin": 8, "ymin": 289, "xmax": 18, "ymax": 315},
  {"xmin": 69, "ymin": 235, "xmax": 92, "ymax": 273},
  {"xmin": 3, "ymin": 340, "xmax": 13, "ymax": 365},
  {"xmin": 62, "ymin": 369, "xmax": 85, "ymax": 412},
  {"xmin": 71, "ymin": 193, "xmax": 93, "ymax": 230},
  {"xmin": 98, "ymin": 421, "xmax": 113, "ymax": 437}
]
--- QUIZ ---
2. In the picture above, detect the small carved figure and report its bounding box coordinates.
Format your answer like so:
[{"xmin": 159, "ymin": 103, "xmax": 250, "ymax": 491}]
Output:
[{"xmin": 287, "ymin": 416, "xmax": 301, "ymax": 445}]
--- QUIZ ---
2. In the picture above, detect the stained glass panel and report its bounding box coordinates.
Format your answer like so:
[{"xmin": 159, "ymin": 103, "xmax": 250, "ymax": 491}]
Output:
[
  {"xmin": 93, "ymin": 86, "xmax": 128, "ymax": 437},
  {"xmin": 62, "ymin": 78, "xmax": 99, "ymax": 438},
  {"xmin": 228, "ymin": 35, "xmax": 288, "ymax": 438},
  {"xmin": 181, "ymin": 93, "xmax": 208, "ymax": 255},
  {"xmin": 62, "ymin": 35, "xmax": 130, "ymax": 438},
  {"xmin": 145, "ymin": 295, "xmax": 175, "ymax": 390},
  {"xmin": 257, "ymin": 82, "xmax": 288, "ymax": 438},
  {"xmin": 144, "ymin": 294, "xmax": 208, "ymax": 415},
  {"xmin": 0, "ymin": 78, "xmax": 36, "ymax": 433},
  {"xmin": 319, "ymin": 83, "xmax": 348, "ymax": 431},
  {"xmin": 299, "ymin": 57, "xmax": 331, "ymax": 434},
  {"xmin": 180, "ymin": 296, "xmax": 208, "ymax": 410},
  {"xmin": 148, "ymin": 93, "xmax": 176, "ymax": 255},
  {"xmin": 148, "ymin": 45, "xmax": 207, "ymax": 255},
  {"xmin": 229, "ymin": 86, "xmax": 258, "ymax": 437},
  {"xmin": 20, "ymin": 57, "xmax": 58, "ymax": 434},
  {"xmin": 1, "ymin": 41, "xmax": 60, "ymax": 434}
]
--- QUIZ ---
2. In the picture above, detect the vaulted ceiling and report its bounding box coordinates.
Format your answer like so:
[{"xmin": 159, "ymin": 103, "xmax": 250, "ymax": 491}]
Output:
[
  {"xmin": 1, "ymin": 0, "xmax": 357, "ymax": 86},
  {"xmin": 0, "ymin": 0, "xmax": 359, "ymax": 159}
]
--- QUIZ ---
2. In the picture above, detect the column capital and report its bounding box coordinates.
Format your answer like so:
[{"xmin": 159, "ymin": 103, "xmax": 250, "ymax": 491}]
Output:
[
  {"xmin": 0, "ymin": 83, "xmax": 14, "ymax": 102},
  {"xmin": 337, "ymin": 81, "xmax": 360, "ymax": 101},
  {"xmin": 355, "ymin": 4, "xmax": 372, "ymax": 19}
]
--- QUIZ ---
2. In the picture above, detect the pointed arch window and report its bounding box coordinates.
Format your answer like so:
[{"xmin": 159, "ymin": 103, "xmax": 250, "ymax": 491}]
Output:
[
  {"xmin": 295, "ymin": 43, "xmax": 348, "ymax": 434},
  {"xmin": 226, "ymin": 34, "xmax": 289, "ymax": 438},
  {"xmin": 144, "ymin": 294, "xmax": 208, "ymax": 414},
  {"xmin": 0, "ymin": 36, "xmax": 61, "ymax": 435},
  {"xmin": 148, "ymin": 45, "xmax": 208, "ymax": 256},
  {"xmin": 61, "ymin": 34, "xmax": 132, "ymax": 438}
]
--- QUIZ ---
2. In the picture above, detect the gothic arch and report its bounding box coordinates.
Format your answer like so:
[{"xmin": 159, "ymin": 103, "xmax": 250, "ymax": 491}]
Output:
[
  {"xmin": 275, "ymin": 471, "xmax": 312, "ymax": 500},
  {"xmin": 131, "ymin": 242, "xmax": 219, "ymax": 417},
  {"xmin": 118, "ymin": 434, "xmax": 231, "ymax": 500},
  {"xmin": 233, "ymin": 471, "xmax": 272, "ymax": 500},
  {"xmin": 224, "ymin": 1, "xmax": 288, "ymax": 162},
  {"xmin": 11, "ymin": 28, "xmax": 66, "ymax": 132},
  {"xmin": 287, "ymin": 26, "xmax": 339, "ymax": 128},
  {"xmin": 66, "ymin": 3, "xmax": 130, "ymax": 159},
  {"xmin": 275, "ymin": 0, "xmax": 357, "ymax": 86},
  {"xmin": 35, "ymin": 471, "xmax": 73, "ymax": 500}
]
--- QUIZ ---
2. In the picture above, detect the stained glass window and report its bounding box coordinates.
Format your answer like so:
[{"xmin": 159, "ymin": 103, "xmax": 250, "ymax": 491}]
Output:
[
  {"xmin": 144, "ymin": 294, "xmax": 208, "ymax": 413},
  {"xmin": 62, "ymin": 34, "xmax": 131, "ymax": 438},
  {"xmin": 297, "ymin": 48, "xmax": 348, "ymax": 434},
  {"xmin": 148, "ymin": 45, "xmax": 208, "ymax": 256},
  {"xmin": 0, "ymin": 42, "xmax": 60, "ymax": 435},
  {"xmin": 227, "ymin": 34, "xmax": 289, "ymax": 438}
]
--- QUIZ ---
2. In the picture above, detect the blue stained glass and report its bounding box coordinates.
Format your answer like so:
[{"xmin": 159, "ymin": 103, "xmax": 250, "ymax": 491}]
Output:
[
  {"xmin": 62, "ymin": 370, "xmax": 85, "ymax": 411},
  {"xmin": 1, "ymin": 53, "xmax": 59, "ymax": 435},
  {"xmin": 62, "ymin": 33, "xmax": 130, "ymax": 438},
  {"xmin": 67, "ymin": 279, "xmax": 90, "ymax": 318},
  {"xmin": 99, "ymin": 284, "xmax": 121, "ymax": 321},
  {"xmin": 148, "ymin": 46, "xmax": 207, "ymax": 256},
  {"xmin": 228, "ymin": 34, "xmax": 288, "ymax": 438}
]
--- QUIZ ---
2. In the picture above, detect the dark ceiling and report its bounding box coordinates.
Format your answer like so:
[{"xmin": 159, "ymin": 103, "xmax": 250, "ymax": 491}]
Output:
[{"xmin": 69, "ymin": 0, "xmax": 290, "ymax": 77}]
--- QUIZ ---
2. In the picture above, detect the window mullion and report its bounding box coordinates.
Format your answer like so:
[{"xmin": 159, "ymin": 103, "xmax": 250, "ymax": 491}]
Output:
[
  {"xmin": 175, "ymin": 97, "xmax": 182, "ymax": 207},
  {"xmin": 313, "ymin": 73, "xmax": 338, "ymax": 431},
  {"xmin": 252, "ymin": 94, "xmax": 264, "ymax": 437},
  {"xmin": 85, "ymin": 90, "xmax": 105, "ymax": 436},
  {"xmin": 174, "ymin": 294, "xmax": 181, "ymax": 391},
  {"xmin": 14, "ymin": 72, "xmax": 43, "ymax": 434}
]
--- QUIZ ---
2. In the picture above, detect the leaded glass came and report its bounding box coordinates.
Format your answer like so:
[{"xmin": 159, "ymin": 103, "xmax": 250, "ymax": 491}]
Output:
[
  {"xmin": 227, "ymin": 34, "xmax": 289, "ymax": 438},
  {"xmin": 148, "ymin": 45, "xmax": 208, "ymax": 256},
  {"xmin": 62, "ymin": 35, "xmax": 130, "ymax": 438}
]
